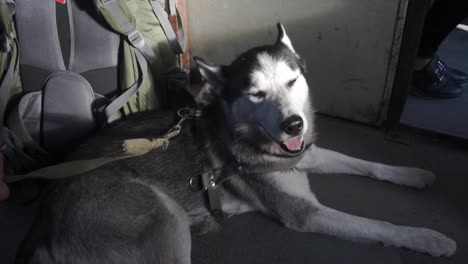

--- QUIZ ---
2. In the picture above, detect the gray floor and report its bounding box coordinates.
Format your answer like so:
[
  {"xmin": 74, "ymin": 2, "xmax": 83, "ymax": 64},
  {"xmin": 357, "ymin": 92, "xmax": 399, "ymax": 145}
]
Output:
[
  {"xmin": 401, "ymin": 28, "xmax": 468, "ymax": 139},
  {"xmin": 1, "ymin": 115, "xmax": 467, "ymax": 264}
]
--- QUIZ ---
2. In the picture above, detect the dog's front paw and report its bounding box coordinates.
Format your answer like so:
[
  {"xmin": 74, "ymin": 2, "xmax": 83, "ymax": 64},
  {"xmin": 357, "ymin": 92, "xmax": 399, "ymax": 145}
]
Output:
[
  {"xmin": 376, "ymin": 166, "xmax": 436, "ymax": 188},
  {"xmin": 399, "ymin": 167, "xmax": 436, "ymax": 188},
  {"xmin": 399, "ymin": 227, "xmax": 456, "ymax": 257}
]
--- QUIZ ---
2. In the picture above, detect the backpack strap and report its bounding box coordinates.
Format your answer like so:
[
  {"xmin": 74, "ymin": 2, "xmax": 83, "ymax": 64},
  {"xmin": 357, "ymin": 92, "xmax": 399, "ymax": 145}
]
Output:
[
  {"xmin": 0, "ymin": 0, "xmax": 16, "ymax": 125},
  {"xmin": 0, "ymin": 1, "xmax": 16, "ymax": 119},
  {"xmin": 148, "ymin": 0, "xmax": 186, "ymax": 54},
  {"xmin": 98, "ymin": 0, "xmax": 191, "ymax": 116},
  {"xmin": 96, "ymin": 0, "xmax": 164, "ymax": 122},
  {"xmin": 102, "ymin": 49, "xmax": 148, "ymax": 122},
  {"xmin": 97, "ymin": 0, "xmax": 159, "ymax": 64},
  {"xmin": 0, "ymin": 0, "xmax": 35, "ymax": 172},
  {"xmin": 99, "ymin": 0, "xmax": 185, "ymax": 56}
]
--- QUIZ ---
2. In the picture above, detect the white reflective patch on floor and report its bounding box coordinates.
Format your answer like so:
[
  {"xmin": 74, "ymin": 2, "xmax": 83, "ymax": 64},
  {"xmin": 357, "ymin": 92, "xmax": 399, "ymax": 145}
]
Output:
[{"xmin": 456, "ymin": 24, "xmax": 468, "ymax": 32}]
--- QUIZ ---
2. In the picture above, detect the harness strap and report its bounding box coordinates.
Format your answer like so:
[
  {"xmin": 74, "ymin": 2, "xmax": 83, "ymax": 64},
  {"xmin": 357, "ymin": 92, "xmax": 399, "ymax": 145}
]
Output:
[
  {"xmin": 148, "ymin": 0, "xmax": 185, "ymax": 54},
  {"xmin": 199, "ymin": 161, "xmax": 244, "ymax": 216},
  {"xmin": 245, "ymin": 156, "xmax": 304, "ymax": 174},
  {"xmin": 98, "ymin": 0, "xmax": 159, "ymax": 64},
  {"xmin": 201, "ymin": 171, "xmax": 223, "ymax": 215},
  {"xmin": 190, "ymin": 153, "xmax": 305, "ymax": 216}
]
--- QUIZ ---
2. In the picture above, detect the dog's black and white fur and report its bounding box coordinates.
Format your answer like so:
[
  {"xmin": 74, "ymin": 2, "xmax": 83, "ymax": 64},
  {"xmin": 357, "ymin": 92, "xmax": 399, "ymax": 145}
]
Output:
[{"xmin": 16, "ymin": 24, "xmax": 456, "ymax": 263}]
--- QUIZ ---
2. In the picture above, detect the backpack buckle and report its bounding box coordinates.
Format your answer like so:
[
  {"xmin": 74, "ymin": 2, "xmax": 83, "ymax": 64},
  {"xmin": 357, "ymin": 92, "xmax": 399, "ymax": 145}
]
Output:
[
  {"xmin": 99, "ymin": 0, "xmax": 115, "ymax": 5},
  {"xmin": 127, "ymin": 29, "xmax": 144, "ymax": 48}
]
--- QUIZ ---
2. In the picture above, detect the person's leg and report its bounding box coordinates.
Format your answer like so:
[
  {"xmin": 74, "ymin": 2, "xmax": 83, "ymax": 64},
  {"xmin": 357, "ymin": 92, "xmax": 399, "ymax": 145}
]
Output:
[
  {"xmin": 413, "ymin": 0, "xmax": 468, "ymax": 98},
  {"xmin": 417, "ymin": 0, "xmax": 468, "ymax": 61}
]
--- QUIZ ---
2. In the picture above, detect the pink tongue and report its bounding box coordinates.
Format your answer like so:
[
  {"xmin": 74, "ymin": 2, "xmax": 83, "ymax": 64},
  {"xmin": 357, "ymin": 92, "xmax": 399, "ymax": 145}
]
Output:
[{"xmin": 283, "ymin": 136, "xmax": 304, "ymax": 151}]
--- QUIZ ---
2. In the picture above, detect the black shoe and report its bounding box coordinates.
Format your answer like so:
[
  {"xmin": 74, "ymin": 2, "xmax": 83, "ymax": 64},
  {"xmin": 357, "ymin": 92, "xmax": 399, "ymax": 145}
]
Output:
[
  {"xmin": 412, "ymin": 56, "xmax": 463, "ymax": 99},
  {"xmin": 447, "ymin": 67, "xmax": 468, "ymax": 85},
  {"xmin": 436, "ymin": 56, "xmax": 468, "ymax": 85}
]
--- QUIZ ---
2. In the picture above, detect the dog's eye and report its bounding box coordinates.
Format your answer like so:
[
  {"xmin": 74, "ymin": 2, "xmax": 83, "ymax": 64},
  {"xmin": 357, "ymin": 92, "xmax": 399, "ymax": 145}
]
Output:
[
  {"xmin": 248, "ymin": 91, "xmax": 266, "ymax": 99},
  {"xmin": 287, "ymin": 77, "xmax": 298, "ymax": 88}
]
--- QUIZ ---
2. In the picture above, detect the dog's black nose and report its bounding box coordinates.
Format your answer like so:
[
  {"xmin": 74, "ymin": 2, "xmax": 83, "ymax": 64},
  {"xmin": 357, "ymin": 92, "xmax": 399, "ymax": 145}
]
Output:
[{"xmin": 280, "ymin": 115, "xmax": 303, "ymax": 136}]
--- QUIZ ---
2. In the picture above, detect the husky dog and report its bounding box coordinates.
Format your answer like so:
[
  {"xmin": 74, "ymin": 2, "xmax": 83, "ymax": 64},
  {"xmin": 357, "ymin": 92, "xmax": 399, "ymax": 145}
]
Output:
[{"xmin": 16, "ymin": 24, "xmax": 456, "ymax": 263}]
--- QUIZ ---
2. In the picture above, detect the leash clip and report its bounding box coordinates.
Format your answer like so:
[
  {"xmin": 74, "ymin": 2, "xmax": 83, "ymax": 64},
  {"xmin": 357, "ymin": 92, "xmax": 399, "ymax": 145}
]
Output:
[
  {"xmin": 177, "ymin": 108, "xmax": 203, "ymax": 119},
  {"xmin": 168, "ymin": 108, "xmax": 202, "ymax": 136}
]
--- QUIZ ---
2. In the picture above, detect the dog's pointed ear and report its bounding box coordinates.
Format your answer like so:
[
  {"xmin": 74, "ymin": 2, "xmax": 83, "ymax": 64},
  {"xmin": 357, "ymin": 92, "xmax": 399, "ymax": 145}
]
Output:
[
  {"xmin": 194, "ymin": 57, "xmax": 226, "ymax": 90},
  {"xmin": 193, "ymin": 57, "xmax": 227, "ymax": 106},
  {"xmin": 276, "ymin": 22, "xmax": 295, "ymax": 52}
]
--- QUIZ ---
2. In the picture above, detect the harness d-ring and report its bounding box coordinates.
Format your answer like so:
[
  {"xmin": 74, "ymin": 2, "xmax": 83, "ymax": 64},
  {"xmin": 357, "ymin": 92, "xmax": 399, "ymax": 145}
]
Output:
[{"xmin": 188, "ymin": 174, "xmax": 206, "ymax": 192}]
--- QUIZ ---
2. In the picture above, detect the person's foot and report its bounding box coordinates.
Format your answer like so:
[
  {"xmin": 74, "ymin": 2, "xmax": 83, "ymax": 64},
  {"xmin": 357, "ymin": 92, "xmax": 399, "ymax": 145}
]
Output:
[
  {"xmin": 412, "ymin": 56, "xmax": 463, "ymax": 99},
  {"xmin": 444, "ymin": 65, "xmax": 468, "ymax": 85}
]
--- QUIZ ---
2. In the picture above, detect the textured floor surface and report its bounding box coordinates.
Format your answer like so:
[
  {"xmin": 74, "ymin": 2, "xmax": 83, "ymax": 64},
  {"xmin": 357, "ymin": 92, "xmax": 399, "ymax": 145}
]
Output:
[
  {"xmin": 402, "ymin": 27, "xmax": 468, "ymax": 139},
  {"xmin": 1, "ymin": 115, "xmax": 467, "ymax": 264}
]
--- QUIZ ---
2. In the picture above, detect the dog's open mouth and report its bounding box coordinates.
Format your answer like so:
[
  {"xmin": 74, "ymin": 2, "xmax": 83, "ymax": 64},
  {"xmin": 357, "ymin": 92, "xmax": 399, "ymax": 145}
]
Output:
[
  {"xmin": 281, "ymin": 135, "xmax": 305, "ymax": 154},
  {"xmin": 257, "ymin": 122, "xmax": 305, "ymax": 156}
]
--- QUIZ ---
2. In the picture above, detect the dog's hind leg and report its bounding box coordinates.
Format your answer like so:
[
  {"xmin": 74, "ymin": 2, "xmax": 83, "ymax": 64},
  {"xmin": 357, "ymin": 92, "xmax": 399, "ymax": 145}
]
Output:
[
  {"xmin": 18, "ymin": 177, "xmax": 192, "ymax": 264},
  {"xmin": 130, "ymin": 180, "xmax": 192, "ymax": 264},
  {"xmin": 297, "ymin": 145, "xmax": 435, "ymax": 188}
]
